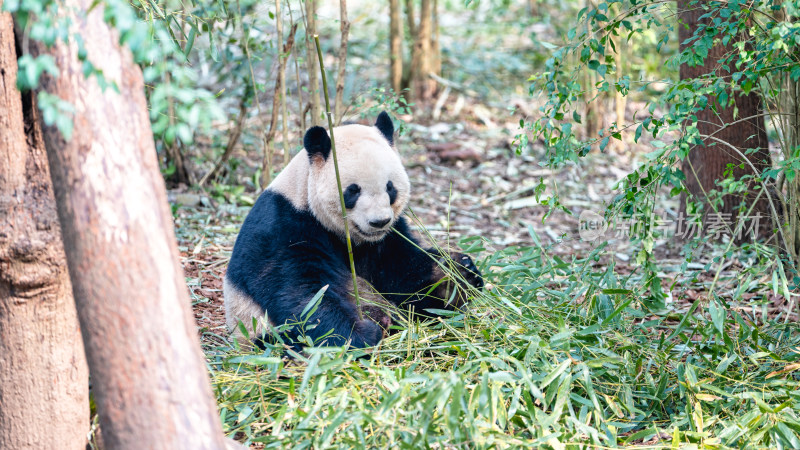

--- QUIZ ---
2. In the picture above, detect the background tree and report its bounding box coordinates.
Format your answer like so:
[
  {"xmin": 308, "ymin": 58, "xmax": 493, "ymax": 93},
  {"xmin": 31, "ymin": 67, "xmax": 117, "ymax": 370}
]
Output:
[
  {"xmin": 389, "ymin": 0, "xmax": 441, "ymax": 105},
  {"xmin": 304, "ymin": 0, "xmax": 322, "ymax": 126},
  {"xmin": 389, "ymin": 0, "xmax": 403, "ymax": 95},
  {"xmin": 0, "ymin": 8, "xmax": 88, "ymax": 449},
  {"xmin": 677, "ymin": 0, "xmax": 772, "ymax": 236},
  {"xmin": 334, "ymin": 0, "xmax": 350, "ymax": 124},
  {"xmin": 22, "ymin": 0, "xmax": 230, "ymax": 446},
  {"xmin": 408, "ymin": 0, "xmax": 435, "ymax": 102}
]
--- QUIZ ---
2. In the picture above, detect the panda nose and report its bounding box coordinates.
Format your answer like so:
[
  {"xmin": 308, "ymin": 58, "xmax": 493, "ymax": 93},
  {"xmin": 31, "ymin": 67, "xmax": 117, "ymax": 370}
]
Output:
[{"xmin": 369, "ymin": 218, "xmax": 391, "ymax": 229}]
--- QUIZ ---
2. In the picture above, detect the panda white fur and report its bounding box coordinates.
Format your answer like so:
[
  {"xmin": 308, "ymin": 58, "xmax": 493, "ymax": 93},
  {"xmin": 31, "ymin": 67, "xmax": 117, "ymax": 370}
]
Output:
[{"xmin": 224, "ymin": 112, "xmax": 483, "ymax": 348}]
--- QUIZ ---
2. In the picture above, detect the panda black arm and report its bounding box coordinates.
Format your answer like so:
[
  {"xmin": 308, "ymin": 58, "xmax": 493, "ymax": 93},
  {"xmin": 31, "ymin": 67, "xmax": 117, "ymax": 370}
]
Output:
[
  {"xmin": 354, "ymin": 217, "xmax": 482, "ymax": 314},
  {"xmin": 247, "ymin": 247, "xmax": 383, "ymax": 349},
  {"xmin": 226, "ymin": 192, "xmax": 383, "ymax": 349}
]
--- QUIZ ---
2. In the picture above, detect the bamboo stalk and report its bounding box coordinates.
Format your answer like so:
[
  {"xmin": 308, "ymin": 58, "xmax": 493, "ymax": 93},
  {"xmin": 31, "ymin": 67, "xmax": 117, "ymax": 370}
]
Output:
[{"xmin": 314, "ymin": 35, "xmax": 361, "ymax": 318}]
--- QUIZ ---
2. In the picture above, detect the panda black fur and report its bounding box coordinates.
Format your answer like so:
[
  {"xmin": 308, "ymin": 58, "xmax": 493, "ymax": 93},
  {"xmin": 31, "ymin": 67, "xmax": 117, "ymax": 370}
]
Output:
[{"xmin": 224, "ymin": 112, "xmax": 483, "ymax": 348}]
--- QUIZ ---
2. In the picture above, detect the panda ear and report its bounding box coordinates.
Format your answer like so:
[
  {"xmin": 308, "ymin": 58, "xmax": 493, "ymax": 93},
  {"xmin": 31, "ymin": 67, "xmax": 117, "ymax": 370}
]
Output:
[
  {"xmin": 375, "ymin": 111, "xmax": 394, "ymax": 146},
  {"xmin": 304, "ymin": 126, "xmax": 331, "ymax": 161}
]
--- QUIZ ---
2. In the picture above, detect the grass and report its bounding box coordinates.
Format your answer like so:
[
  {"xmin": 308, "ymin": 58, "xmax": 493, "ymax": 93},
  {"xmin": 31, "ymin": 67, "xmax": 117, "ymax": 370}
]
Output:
[{"xmin": 205, "ymin": 231, "xmax": 800, "ymax": 449}]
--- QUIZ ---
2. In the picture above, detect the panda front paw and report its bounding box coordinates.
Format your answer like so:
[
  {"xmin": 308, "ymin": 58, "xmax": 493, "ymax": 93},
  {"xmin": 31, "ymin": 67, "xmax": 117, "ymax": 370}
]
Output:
[
  {"xmin": 361, "ymin": 304, "xmax": 393, "ymax": 333},
  {"xmin": 450, "ymin": 252, "xmax": 484, "ymax": 290},
  {"xmin": 352, "ymin": 318, "xmax": 384, "ymax": 347}
]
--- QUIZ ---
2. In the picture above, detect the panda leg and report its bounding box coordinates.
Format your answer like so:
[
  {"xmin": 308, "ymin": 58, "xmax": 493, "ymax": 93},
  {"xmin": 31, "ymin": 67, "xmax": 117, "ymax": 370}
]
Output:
[{"xmin": 280, "ymin": 288, "xmax": 384, "ymax": 349}]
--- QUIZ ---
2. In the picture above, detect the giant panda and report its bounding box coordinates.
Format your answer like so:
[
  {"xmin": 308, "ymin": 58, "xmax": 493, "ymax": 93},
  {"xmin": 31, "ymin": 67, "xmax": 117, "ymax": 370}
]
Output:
[{"xmin": 223, "ymin": 112, "xmax": 483, "ymax": 348}]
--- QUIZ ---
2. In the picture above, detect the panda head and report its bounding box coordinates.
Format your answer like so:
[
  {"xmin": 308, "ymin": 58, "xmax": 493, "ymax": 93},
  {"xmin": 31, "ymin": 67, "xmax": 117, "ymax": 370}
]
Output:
[{"xmin": 304, "ymin": 112, "xmax": 410, "ymax": 244}]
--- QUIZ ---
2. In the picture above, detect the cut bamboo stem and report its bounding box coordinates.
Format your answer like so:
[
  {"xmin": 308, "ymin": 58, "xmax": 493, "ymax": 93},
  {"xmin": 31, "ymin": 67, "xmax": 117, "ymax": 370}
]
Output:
[{"xmin": 313, "ymin": 35, "xmax": 362, "ymax": 318}]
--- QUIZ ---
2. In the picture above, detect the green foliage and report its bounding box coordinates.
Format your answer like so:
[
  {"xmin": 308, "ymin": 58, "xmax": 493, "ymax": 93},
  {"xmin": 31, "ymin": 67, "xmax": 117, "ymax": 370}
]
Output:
[
  {"xmin": 5, "ymin": 0, "xmax": 224, "ymax": 147},
  {"xmin": 128, "ymin": 0, "xmax": 226, "ymax": 151},
  {"xmin": 523, "ymin": 0, "xmax": 800, "ymax": 276},
  {"xmin": 15, "ymin": 54, "xmax": 58, "ymax": 91},
  {"xmin": 208, "ymin": 237, "xmax": 800, "ymax": 447},
  {"xmin": 37, "ymin": 91, "xmax": 75, "ymax": 139},
  {"xmin": 352, "ymin": 87, "xmax": 414, "ymax": 135}
]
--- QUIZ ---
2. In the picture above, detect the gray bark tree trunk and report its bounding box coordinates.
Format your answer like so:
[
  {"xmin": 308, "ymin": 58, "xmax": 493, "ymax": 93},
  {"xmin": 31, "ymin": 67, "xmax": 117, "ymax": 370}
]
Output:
[
  {"xmin": 22, "ymin": 0, "xmax": 229, "ymax": 447},
  {"xmin": 390, "ymin": 0, "xmax": 403, "ymax": 94},
  {"xmin": 0, "ymin": 7, "xmax": 89, "ymax": 450}
]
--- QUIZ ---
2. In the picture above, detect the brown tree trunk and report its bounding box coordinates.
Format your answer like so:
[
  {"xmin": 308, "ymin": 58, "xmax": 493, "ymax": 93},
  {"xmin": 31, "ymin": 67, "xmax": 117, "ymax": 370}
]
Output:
[
  {"xmin": 278, "ymin": 1, "xmax": 289, "ymax": 161},
  {"xmin": 0, "ymin": 10, "xmax": 89, "ymax": 449},
  {"xmin": 583, "ymin": 2, "xmax": 605, "ymax": 143},
  {"xmin": 407, "ymin": 0, "xmax": 439, "ymax": 105},
  {"xmin": 782, "ymin": 74, "xmax": 800, "ymax": 263},
  {"xmin": 304, "ymin": 0, "xmax": 322, "ymax": 126},
  {"xmin": 405, "ymin": 0, "xmax": 416, "ymax": 45},
  {"xmin": 678, "ymin": 0, "xmax": 771, "ymax": 238},
  {"xmin": 334, "ymin": 0, "xmax": 350, "ymax": 124},
  {"xmin": 401, "ymin": 0, "xmax": 416, "ymax": 92},
  {"xmin": 431, "ymin": 0, "xmax": 441, "ymax": 81},
  {"xmin": 389, "ymin": 0, "xmax": 403, "ymax": 94},
  {"xmin": 23, "ymin": 0, "xmax": 229, "ymax": 447}
]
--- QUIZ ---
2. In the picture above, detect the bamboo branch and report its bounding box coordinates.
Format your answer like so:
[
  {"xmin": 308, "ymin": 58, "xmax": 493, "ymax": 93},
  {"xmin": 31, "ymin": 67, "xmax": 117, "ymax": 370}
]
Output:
[{"xmin": 314, "ymin": 35, "xmax": 362, "ymax": 319}]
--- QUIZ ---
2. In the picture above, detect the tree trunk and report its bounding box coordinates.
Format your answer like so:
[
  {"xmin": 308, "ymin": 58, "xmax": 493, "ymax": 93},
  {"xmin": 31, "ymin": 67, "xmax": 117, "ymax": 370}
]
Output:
[
  {"xmin": 278, "ymin": 1, "xmax": 290, "ymax": 161},
  {"xmin": 304, "ymin": 0, "xmax": 322, "ymax": 126},
  {"xmin": 389, "ymin": 0, "xmax": 403, "ymax": 94},
  {"xmin": 0, "ymin": 10, "xmax": 89, "ymax": 450},
  {"xmin": 23, "ymin": 0, "xmax": 229, "ymax": 447},
  {"xmin": 407, "ymin": 0, "xmax": 438, "ymax": 105},
  {"xmin": 401, "ymin": 0, "xmax": 416, "ymax": 92},
  {"xmin": 613, "ymin": 32, "xmax": 627, "ymax": 152},
  {"xmin": 405, "ymin": 0, "xmax": 416, "ymax": 45},
  {"xmin": 431, "ymin": 0, "xmax": 441, "ymax": 83},
  {"xmin": 334, "ymin": 0, "xmax": 350, "ymax": 124},
  {"xmin": 780, "ymin": 70, "xmax": 800, "ymax": 263},
  {"xmin": 677, "ymin": 0, "xmax": 771, "ymax": 238},
  {"xmin": 583, "ymin": 2, "xmax": 605, "ymax": 143}
]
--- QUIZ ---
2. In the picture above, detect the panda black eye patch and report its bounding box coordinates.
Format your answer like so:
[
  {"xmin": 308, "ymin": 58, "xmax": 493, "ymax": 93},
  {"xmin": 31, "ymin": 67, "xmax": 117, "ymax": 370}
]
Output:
[
  {"xmin": 344, "ymin": 184, "xmax": 361, "ymax": 209},
  {"xmin": 387, "ymin": 181, "xmax": 398, "ymax": 204}
]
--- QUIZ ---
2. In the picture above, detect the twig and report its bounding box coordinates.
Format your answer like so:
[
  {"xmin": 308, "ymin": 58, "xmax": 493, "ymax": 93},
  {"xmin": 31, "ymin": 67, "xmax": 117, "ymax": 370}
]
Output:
[
  {"xmin": 427, "ymin": 73, "xmax": 480, "ymax": 98},
  {"xmin": 260, "ymin": 23, "xmax": 298, "ymax": 189},
  {"xmin": 199, "ymin": 98, "xmax": 248, "ymax": 186},
  {"xmin": 314, "ymin": 35, "xmax": 362, "ymax": 319}
]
